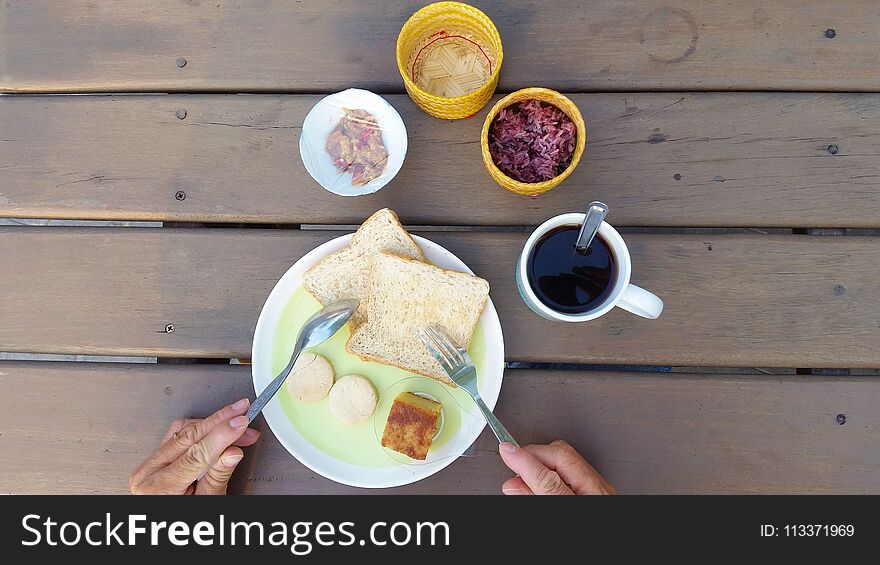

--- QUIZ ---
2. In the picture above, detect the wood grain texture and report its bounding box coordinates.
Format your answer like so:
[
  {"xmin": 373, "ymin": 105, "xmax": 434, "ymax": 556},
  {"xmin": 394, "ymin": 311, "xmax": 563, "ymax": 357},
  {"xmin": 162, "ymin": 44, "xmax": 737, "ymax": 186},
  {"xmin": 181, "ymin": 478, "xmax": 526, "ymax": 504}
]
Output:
[
  {"xmin": 2, "ymin": 362, "xmax": 877, "ymax": 494},
  {"xmin": 1, "ymin": 228, "xmax": 878, "ymax": 367},
  {"xmin": 2, "ymin": 93, "xmax": 880, "ymax": 227},
  {"xmin": 1, "ymin": 1, "xmax": 878, "ymax": 93}
]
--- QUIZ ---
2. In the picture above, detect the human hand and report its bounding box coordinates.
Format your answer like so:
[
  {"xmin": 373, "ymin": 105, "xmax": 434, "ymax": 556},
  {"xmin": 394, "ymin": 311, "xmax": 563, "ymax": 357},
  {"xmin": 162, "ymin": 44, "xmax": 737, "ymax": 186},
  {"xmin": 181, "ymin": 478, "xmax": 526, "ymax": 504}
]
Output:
[
  {"xmin": 129, "ymin": 398, "xmax": 261, "ymax": 495},
  {"xmin": 499, "ymin": 440, "xmax": 616, "ymax": 495}
]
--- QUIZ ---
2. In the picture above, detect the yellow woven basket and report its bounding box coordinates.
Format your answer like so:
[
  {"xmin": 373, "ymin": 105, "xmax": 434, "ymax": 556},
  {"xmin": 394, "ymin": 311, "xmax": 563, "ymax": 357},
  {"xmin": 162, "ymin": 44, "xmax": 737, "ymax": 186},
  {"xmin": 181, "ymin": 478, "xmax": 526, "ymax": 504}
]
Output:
[
  {"xmin": 481, "ymin": 88, "xmax": 586, "ymax": 196},
  {"xmin": 397, "ymin": 2, "xmax": 503, "ymax": 120}
]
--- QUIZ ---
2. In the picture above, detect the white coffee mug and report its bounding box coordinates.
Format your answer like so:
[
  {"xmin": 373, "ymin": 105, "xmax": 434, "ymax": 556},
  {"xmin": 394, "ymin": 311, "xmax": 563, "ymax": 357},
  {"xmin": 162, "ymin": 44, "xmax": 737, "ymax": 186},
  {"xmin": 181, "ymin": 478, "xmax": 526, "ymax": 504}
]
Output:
[{"xmin": 516, "ymin": 213, "xmax": 663, "ymax": 322}]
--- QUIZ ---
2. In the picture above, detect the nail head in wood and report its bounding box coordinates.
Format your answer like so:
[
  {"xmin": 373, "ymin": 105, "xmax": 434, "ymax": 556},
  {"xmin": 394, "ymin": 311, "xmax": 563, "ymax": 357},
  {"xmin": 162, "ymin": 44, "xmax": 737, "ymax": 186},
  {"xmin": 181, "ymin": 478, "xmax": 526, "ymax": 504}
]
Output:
[
  {"xmin": 175, "ymin": 191, "xmax": 186, "ymax": 201},
  {"xmin": 176, "ymin": 57, "xmax": 188, "ymax": 68},
  {"xmin": 827, "ymin": 144, "xmax": 839, "ymax": 155},
  {"xmin": 836, "ymin": 413, "xmax": 846, "ymax": 425},
  {"xmin": 176, "ymin": 109, "xmax": 187, "ymax": 119},
  {"xmin": 825, "ymin": 28, "xmax": 836, "ymax": 38},
  {"xmin": 164, "ymin": 324, "xmax": 175, "ymax": 333}
]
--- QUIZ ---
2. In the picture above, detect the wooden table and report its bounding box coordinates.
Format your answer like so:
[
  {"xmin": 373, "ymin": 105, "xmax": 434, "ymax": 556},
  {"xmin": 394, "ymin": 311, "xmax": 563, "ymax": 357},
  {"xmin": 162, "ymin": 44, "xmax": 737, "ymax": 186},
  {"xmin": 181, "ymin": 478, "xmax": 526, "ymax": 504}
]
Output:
[{"xmin": 2, "ymin": 0, "xmax": 879, "ymax": 494}]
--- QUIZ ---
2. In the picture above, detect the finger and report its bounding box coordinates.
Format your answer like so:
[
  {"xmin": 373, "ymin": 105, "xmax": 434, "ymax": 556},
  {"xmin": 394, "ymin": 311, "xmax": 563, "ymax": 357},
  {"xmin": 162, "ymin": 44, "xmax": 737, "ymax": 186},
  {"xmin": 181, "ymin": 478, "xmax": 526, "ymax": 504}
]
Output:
[
  {"xmin": 164, "ymin": 419, "xmax": 259, "ymax": 447},
  {"xmin": 149, "ymin": 398, "xmax": 250, "ymax": 467},
  {"xmin": 158, "ymin": 414, "xmax": 250, "ymax": 486},
  {"xmin": 195, "ymin": 446, "xmax": 244, "ymax": 495},
  {"xmin": 129, "ymin": 418, "xmax": 199, "ymax": 485},
  {"xmin": 166, "ymin": 421, "xmax": 258, "ymax": 448},
  {"xmin": 235, "ymin": 427, "xmax": 261, "ymax": 447},
  {"xmin": 131, "ymin": 417, "xmax": 200, "ymax": 489},
  {"xmin": 498, "ymin": 442, "xmax": 574, "ymax": 495},
  {"xmin": 501, "ymin": 476, "xmax": 533, "ymax": 495},
  {"xmin": 162, "ymin": 418, "xmax": 262, "ymax": 447},
  {"xmin": 522, "ymin": 441, "xmax": 614, "ymax": 495},
  {"xmin": 129, "ymin": 472, "xmax": 195, "ymax": 495},
  {"xmin": 162, "ymin": 419, "xmax": 197, "ymax": 444}
]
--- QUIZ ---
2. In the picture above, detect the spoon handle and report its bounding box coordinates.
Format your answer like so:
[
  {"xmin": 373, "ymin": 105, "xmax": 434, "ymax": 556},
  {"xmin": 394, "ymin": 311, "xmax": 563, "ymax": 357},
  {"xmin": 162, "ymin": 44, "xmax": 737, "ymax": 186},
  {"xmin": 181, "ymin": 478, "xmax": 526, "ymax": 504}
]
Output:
[
  {"xmin": 576, "ymin": 201, "xmax": 609, "ymax": 253},
  {"xmin": 247, "ymin": 347, "xmax": 302, "ymax": 422}
]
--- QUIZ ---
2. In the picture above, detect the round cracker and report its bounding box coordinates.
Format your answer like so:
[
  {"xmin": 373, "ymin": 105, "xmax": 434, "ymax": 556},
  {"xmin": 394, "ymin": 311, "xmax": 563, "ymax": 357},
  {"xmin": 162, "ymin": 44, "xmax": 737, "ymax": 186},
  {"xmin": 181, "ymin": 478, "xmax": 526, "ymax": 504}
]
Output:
[
  {"xmin": 286, "ymin": 352, "xmax": 334, "ymax": 403},
  {"xmin": 329, "ymin": 374, "xmax": 378, "ymax": 424}
]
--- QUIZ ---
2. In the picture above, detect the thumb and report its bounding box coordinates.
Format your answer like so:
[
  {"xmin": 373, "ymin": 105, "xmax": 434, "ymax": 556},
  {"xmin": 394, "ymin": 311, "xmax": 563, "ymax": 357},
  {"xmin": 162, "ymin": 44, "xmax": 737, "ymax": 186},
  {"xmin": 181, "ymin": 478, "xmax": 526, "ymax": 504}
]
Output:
[
  {"xmin": 195, "ymin": 446, "xmax": 244, "ymax": 495},
  {"xmin": 499, "ymin": 442, "xmax": 574, "ymax": 495}
]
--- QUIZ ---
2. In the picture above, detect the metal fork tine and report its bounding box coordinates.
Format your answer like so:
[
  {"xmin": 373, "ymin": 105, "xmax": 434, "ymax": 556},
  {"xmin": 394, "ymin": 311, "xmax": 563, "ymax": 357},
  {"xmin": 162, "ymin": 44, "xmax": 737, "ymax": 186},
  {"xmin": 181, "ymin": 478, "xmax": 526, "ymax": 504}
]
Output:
[
  {"xmin": 423, "ymin": 326, "xmax": 447, "ymax": 360},
  {"xmin": 417, "ymin": 328, "xmax": 455, "ymax": 374},
  {"xmin": 431, "ymin": 326, "xmax": 464, "ymax": 372},
  {"xmin": 427, "ymin": 325, "xmax": 464, "ymax": 367},
  {"xmin": 417, "ymin": 328, "xmax": 447, "ymax": 372},
  {"xmin": 429, "ymin": 324, "xmax": 467, "ymax": 367},
  {"xmin": 418, "ymin": 330, "xmax": 448, "ymax": 368},
  {"xmin": 426, "ymin": 327, "xmax": 461, "ymax": 372},
  {"xmin": 431, "ymin": 323, "xmax": 468, "ymax": 356}
]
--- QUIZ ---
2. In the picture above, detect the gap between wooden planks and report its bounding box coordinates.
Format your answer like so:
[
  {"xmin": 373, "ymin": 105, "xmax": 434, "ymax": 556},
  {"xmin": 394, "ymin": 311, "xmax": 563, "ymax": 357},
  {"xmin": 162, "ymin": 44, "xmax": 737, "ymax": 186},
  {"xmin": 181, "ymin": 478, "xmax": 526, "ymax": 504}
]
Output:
[
  {"xmin": 2, "ymin": 93, "xmax": 879, "ymax": 227},
  {"xmin": 1, "ymin": 227, "xmax": 878, "ymax": 367},
  {"xmin": 1, "ymin": 1, "xmax": 877, "ymax": 93},
  {"xmin": 0, "ymin": 362, "xmax": 876, "ymax": 495}
]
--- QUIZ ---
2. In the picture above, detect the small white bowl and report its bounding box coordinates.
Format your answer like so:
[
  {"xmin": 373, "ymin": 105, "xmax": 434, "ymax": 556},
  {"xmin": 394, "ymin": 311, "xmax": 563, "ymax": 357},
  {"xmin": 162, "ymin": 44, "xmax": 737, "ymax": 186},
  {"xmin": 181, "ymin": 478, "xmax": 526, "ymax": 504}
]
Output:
[{"xmin": 299, "ymin": 88, "xmax": 408, "ymax": 196}]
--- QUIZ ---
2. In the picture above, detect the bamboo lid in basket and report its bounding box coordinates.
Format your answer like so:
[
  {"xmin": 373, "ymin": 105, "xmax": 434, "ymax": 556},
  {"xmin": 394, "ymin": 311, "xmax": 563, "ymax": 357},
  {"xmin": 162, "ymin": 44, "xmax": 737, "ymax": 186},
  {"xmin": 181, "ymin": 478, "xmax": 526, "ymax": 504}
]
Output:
[{"xmin": 412, "ymin": 34, "xmax": 493, "ymax": 98}]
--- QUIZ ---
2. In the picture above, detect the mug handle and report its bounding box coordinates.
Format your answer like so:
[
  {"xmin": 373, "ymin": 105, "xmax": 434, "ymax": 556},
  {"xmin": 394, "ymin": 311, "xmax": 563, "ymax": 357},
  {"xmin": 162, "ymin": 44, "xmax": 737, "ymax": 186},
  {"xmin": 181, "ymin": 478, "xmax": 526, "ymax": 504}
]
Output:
[{"xmin": 617, "ymin": 284, "xmax": 664, "ymax": 319}]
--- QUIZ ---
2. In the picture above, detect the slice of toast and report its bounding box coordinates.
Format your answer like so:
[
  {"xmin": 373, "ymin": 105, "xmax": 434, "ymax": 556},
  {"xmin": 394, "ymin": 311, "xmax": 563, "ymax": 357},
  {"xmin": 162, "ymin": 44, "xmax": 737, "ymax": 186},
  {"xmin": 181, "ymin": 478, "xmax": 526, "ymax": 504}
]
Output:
[
  {"xmin": 346, "ymin": 252, "xmax": 490, "ymax": 386},
  {"xmin": 302, "ymin": 209, "xmax": 425, "ymax": 329}
]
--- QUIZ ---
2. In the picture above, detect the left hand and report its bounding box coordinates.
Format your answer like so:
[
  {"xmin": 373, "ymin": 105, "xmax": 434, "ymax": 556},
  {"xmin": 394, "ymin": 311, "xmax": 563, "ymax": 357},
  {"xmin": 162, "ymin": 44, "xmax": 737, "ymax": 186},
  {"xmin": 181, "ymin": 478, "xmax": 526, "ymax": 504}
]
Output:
[{"xmin": 129, "ymin": 398, "xmax": 261, "ymax": 495}]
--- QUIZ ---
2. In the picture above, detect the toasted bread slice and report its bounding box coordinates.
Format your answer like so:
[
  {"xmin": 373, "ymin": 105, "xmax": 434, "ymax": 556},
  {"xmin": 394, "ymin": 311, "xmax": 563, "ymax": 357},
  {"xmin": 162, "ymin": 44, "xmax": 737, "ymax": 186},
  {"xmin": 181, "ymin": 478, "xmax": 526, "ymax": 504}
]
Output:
[
  {"xmin": 346, "ymin": 252, "xmax": 490, "ymax": 385},
  {"xmin": 302, "ymin": 209, "xmax": 425, "ymax": 329}
]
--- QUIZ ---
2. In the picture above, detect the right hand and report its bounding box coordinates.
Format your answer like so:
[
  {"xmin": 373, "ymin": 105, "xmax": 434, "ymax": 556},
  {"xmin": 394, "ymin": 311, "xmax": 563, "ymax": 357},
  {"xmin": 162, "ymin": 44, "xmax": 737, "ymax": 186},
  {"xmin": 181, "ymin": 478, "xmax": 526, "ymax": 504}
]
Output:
[{"xmin": 499, "ymin": 440, "xmax": 616, "ymax": 495}]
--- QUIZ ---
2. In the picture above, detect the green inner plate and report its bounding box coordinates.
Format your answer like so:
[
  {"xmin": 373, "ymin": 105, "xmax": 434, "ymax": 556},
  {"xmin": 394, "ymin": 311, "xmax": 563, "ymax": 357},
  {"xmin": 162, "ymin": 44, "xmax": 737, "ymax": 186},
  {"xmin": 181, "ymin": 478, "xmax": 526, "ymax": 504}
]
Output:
[{"xmin": 272, "ymin": 287, "xmax": 487, "ymax": 467}]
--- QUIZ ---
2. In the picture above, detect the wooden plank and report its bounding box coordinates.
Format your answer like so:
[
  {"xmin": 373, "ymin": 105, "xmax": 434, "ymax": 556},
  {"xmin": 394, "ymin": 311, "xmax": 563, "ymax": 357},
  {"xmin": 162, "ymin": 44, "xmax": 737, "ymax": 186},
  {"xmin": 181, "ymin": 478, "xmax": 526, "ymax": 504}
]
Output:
[
  {"xmin": 2, "ymin": 362, "xmax": 878, "ymax": 494},
  {"xmin": 2, "ymin": 1, "xmax": 878, "ymax": 93},
  {"xmin": 1, "ymin": 227, "xmax": 878, "ymax": 367},
  {"xmin": 3, "ymin": 93, "xmax": 880, "ymax": 227}
]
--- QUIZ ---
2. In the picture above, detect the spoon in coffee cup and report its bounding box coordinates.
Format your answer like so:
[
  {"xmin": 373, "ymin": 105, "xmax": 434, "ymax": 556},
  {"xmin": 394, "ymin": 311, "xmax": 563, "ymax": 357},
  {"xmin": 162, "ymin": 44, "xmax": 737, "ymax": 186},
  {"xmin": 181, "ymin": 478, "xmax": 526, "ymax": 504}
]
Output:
[{"xmin": 575, "ymin": 201, "xmax": 609, "ymax": 254}]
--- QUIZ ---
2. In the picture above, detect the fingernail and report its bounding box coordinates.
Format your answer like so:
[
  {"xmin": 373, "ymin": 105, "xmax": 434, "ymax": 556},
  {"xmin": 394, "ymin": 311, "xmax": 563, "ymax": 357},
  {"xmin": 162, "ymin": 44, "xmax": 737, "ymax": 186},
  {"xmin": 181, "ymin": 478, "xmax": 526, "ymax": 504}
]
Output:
[
  {"xmin": 232, "ymin": 398, "xmax": 249, "ymax": 411},
  {"xmin": 222, "ymin": 453, "xmax": 244, "ymax": 466},
  {"xmin": 229, "ymin": 415, "xmax": 249, "ymax": 429},
  {"xmin": 499, "ymin": 442, "xmax": 518, "ymax": 454},
  {"xmin": 502, "ymin": 487, "xmax": 526, "ymax": 495}
]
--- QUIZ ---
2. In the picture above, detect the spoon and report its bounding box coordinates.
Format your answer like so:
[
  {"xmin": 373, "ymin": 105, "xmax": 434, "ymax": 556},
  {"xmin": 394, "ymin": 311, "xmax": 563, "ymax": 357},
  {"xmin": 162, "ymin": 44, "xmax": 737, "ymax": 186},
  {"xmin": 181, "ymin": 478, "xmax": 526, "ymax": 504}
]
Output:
[
  {"xmin": 575, "ymin": 201, "xmax": 609, "ymax": 254},
  {"xmin": 246, "ymin": 299, "xmax": 359, "ymax": 422}
]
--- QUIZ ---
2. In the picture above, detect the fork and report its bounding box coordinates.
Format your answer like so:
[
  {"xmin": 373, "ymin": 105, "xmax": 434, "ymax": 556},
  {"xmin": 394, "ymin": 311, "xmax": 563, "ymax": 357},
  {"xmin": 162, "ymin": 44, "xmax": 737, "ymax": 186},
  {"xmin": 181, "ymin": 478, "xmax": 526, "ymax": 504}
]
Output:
[{"xmin": 418, "ymin": 324, "xmax": 519, "ymax": 447}]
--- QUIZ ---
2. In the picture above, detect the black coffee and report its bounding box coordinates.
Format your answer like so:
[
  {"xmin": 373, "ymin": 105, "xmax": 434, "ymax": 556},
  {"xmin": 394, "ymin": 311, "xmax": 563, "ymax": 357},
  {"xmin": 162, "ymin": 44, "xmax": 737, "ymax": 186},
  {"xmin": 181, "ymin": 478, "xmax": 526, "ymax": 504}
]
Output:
[{"xmin": 526, "ymin": 225, "xmax": 616, "ymax": 314}]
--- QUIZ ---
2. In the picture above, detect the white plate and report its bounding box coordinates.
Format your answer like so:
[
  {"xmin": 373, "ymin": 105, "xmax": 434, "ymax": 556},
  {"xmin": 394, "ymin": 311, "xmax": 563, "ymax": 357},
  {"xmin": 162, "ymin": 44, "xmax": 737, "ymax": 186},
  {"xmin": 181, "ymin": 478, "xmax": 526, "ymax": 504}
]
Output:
[
  {"xmin": 251, "ymin": 234, "xmax": 504, "ymax": 488},
  {"xmin": 299, "ymin": 88, "xmax": 407, "ymax": 196}
]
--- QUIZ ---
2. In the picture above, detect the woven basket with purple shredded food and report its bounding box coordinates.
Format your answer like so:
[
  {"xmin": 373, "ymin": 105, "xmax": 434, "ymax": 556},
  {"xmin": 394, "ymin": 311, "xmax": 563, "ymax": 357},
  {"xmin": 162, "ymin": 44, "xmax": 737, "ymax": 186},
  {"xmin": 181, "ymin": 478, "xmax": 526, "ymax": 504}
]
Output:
[{"xmin": 487, "ymin": 99, "xmax": 577, "ymax": 184}]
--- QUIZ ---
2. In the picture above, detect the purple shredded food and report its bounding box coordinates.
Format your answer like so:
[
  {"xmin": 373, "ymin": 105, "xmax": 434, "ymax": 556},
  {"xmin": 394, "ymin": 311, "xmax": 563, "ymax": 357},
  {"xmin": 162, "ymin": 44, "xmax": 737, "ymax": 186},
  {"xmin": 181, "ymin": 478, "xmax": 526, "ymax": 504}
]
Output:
[{"xmin": 488, "ymin": 99, "xmax": 577, "ymax": 183}]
